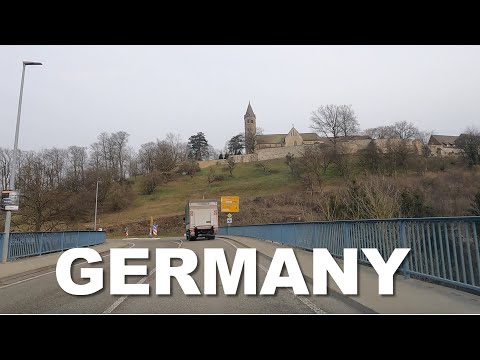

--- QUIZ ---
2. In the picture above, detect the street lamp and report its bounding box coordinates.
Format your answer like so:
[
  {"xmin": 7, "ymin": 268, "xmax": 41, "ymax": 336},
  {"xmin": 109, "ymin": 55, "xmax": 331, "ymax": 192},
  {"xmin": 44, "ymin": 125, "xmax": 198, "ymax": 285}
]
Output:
[
  {"xmin": 2, "ymin": 61, "xmax": 42, "ymax": 263},
  {"xmin": 94, "ymin": 181, "xmax": 101, "ymax": 231}
]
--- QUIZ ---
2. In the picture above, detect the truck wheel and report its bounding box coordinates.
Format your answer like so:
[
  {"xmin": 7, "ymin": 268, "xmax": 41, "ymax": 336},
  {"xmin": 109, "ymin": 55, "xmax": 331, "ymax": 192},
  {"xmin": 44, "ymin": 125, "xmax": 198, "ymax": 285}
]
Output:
[{"xmin": 210, "ymin": 236, "xmax": 215, "ymax": 240}]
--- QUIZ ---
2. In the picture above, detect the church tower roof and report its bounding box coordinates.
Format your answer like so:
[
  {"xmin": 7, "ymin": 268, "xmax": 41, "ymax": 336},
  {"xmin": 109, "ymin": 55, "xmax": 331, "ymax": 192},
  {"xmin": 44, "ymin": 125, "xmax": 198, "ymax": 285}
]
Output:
[{"xmin": 245, "ymin": 101, "xmax": 255, "ymax": 117}]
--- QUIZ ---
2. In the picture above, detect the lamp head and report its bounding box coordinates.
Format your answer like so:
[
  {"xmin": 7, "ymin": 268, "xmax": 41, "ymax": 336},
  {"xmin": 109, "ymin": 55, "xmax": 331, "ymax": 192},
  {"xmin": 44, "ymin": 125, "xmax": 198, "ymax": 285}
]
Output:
[{"xmin": 23, "ymin": 61, "xmax": 43, "ymax": 66}]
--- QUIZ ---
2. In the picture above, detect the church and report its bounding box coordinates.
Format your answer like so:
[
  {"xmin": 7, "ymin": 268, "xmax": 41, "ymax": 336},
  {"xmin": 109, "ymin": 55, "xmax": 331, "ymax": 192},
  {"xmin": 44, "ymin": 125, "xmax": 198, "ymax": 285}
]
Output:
[{"xmin": 244, "ymin": 102, "xmax": 322, "ymax": 154}]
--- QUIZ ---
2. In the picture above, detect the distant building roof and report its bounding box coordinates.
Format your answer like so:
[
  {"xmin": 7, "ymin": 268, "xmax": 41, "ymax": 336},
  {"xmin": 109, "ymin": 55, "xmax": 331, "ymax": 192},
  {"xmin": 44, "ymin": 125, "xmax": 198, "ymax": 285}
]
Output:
[
  {"xmin": 256, "ymin": 134, "xmax": 286, "ymax": 144},
  {"xmin": 256, "ymin": 132, "xmax": 322, "ymax": 145},
  {"xmin": 428, "ymin": 135, "xmax": 459, "ymax": 146},
  {"xmin": 300, "ymin": 133, "xmax": 321, "ymax": 141}
]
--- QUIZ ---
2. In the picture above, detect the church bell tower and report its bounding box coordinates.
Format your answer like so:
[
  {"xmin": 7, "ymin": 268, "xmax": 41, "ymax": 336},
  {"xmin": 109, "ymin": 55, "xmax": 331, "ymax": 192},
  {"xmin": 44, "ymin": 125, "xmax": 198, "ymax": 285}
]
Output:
[{"xmin": 244, "ymin": 101, "xmax": 256, "ymax": 154}]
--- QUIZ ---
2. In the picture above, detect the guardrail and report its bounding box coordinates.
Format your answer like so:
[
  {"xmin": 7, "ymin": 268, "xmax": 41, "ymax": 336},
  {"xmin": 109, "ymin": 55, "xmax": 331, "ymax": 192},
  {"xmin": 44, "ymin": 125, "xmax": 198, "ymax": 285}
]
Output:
[
  {"xmin": 0, "ymin": 231, "xmax": 106, "ymax": 261},
  {"xmin": 218, "ymin": 216, "xmax": 480, "ymax": 294}
]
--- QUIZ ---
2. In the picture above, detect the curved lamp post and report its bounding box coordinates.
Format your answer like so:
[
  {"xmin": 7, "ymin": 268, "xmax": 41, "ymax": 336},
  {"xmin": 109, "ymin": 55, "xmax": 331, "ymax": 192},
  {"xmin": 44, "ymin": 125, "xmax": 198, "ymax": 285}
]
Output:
[{"xmin": 2, "ymin": 61, "xmax": 42, "ymax": 263}]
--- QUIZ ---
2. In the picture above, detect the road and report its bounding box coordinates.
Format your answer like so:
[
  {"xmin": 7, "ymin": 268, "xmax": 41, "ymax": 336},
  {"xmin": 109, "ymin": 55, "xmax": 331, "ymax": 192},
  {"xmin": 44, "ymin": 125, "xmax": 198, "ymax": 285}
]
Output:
[{"xmin": 0, "ymin": 237, "xmax": 371, "ymax": 314}]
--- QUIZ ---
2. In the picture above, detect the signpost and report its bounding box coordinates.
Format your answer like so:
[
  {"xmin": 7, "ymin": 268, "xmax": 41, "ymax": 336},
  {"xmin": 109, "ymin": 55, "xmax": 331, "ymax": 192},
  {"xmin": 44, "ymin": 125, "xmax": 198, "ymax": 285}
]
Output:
[
  {"xmin": 221, "ymin": 196, "xmax": 239, "ymax": 213},
  {"xmin": 221, "ymin": 196, "xmax": 238, "ymax": 233},
  {"xmin": 1, "ymin": 190, "xmax": 19, "ymax": 212}
]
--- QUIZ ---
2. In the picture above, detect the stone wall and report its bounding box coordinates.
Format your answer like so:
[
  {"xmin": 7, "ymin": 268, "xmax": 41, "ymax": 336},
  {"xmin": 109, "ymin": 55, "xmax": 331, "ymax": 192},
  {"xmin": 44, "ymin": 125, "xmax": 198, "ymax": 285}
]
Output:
[
  {"xmin": 197, "ymin": 138, "xmax": 431, "ymax": 169},
  {"xmin": 373, "ymin": 138, "xmax": 423, "ymax": 155},
  {"xmin": 231, "ymin": 153, "xmax": 258, "ymax": 163},
  {"xmin": 257, "ymin": 145, "xmax": 306, "ymax": 161},
  {"xmin": 197, "ymin": 159, "xmax": 227, "ymax": 169}
]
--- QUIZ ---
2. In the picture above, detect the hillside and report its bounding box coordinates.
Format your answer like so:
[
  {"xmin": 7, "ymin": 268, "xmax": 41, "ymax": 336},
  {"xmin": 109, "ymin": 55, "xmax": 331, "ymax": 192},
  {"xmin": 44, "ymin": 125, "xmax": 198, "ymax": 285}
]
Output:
[
  {"xmin": 92, "ymin": 158, "xmax": 331, "ymax": 237},
  {"xmin": 82, "ymin": 155, "xmax": 480, "ymax": 238}
]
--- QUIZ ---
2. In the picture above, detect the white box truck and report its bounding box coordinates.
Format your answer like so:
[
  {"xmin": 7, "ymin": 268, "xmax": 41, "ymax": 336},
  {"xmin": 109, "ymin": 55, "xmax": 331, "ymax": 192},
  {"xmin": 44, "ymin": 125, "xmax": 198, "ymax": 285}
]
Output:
[{"xmin": 184, "ymin": 199, "xmax": 219, "ymax": 240}]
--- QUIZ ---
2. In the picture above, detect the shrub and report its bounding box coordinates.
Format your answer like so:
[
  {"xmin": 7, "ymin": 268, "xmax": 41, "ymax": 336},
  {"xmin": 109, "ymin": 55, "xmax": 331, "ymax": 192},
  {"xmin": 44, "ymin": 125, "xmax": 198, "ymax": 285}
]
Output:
[
  {"xmin": 104, "ymin": 182, "xmax": 134, "ymax": 212},
  {"xmin": 400, "ymin": 189, "xmax": 433, "ymax": 217},
  {"xmin": 142, "ymin": 172, "xmax": 159, "ymax": 195},
  {"xmin": 470, "ymin": 191, "xmax": 480, "ymax": 215},
  {"xmin": 178, "ymin": 160, "xmax": 200, "ymax": 178}
]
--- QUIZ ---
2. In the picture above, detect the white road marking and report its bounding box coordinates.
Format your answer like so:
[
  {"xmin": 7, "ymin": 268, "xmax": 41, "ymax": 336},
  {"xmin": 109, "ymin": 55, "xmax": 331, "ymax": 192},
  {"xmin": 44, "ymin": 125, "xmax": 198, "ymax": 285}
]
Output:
[
  {"xmin": 102, "ymin": 239, "xmax": 182, "ymax": 314},
  {"xmin": 103, "ymin": 267, "xmax": 157, "ymax": 314},
  {"xmin": 288, "ymin": 290, "xmax": 327, "ymax": 314},
  {"xmin": 0, "ymin": 243, "xmax": 135, "ymax": 290},
  {"xmin": 220, "ymin": 238, "xmax": 327, "ymax": 314}
]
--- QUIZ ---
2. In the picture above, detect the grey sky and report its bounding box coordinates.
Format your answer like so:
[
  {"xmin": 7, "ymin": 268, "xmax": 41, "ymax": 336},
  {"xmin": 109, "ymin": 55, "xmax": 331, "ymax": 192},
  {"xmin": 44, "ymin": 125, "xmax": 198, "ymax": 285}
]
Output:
[{"xmin": 1, "ymin": 45, "xmax": 480, "ymax": 152}]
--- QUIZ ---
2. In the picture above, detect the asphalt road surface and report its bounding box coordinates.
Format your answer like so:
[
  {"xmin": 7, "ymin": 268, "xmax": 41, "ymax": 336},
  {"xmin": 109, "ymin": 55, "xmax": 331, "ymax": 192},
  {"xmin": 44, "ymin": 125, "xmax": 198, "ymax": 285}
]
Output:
[{"xmin": 0, "ymin": 237, "xmax": 371, "ymax": 314}]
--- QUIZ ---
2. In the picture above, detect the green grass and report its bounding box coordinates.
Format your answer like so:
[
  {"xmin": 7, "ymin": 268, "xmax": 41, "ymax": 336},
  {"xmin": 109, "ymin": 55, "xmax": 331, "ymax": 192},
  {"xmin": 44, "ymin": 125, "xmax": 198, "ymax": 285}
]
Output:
[{"xmin": 96, "ymin": 157, "xmax": 343, "ymax": 227}]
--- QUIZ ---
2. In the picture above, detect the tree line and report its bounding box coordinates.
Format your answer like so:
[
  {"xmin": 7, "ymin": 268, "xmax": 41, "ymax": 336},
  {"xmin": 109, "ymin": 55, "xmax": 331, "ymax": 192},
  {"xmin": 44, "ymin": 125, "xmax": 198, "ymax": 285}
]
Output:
[
  {"xmin": 0, "ymin": 130, "xmax": 222, "ymax": 231},
  {"xmin": 2, "ymin": 103, "xmax": 479, "ymax": 230}
]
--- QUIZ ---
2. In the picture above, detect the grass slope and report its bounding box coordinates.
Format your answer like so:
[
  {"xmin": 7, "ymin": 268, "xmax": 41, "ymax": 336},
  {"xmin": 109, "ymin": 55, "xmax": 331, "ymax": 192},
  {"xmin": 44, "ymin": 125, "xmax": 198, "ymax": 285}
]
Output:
[{"xmin": 96, "ymin": 158, "xmax": 311, "ymax": 227}]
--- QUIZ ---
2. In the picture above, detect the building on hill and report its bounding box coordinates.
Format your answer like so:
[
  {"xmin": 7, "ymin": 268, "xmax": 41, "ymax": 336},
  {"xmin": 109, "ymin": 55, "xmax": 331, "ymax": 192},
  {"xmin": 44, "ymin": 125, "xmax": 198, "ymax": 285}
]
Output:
[
  {"xmin": 243, "ymin": 102, "xmax": 323, "ymax": 151},
  {"xmin": 428, "ymin": 134, "xmax": 463, "ymax": 156},
  {"xmin": 256, "ymin": 128, "xmax": 323, "ymax": 149},
  {"xmin": 206, "ymin": 102, "xmax": 431, "ymax": 167}
]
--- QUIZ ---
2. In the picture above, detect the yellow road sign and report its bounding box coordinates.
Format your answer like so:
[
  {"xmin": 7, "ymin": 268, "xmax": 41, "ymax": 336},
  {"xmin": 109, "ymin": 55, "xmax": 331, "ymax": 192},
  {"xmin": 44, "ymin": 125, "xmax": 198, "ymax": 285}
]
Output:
[{"xmin": 221, "ymin": 196, "xmax": 239, "ymax": 213}]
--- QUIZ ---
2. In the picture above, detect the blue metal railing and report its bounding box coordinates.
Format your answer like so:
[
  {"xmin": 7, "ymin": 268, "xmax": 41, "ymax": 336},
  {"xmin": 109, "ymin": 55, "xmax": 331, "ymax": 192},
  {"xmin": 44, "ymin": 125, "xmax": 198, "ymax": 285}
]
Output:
[
  {"xmin": 0, "ymin": 231, "xmax": 106, "ymax": 261},
  {"xmin": 218, "ymin": 216, "xmax": 480, "ymax": 293}
]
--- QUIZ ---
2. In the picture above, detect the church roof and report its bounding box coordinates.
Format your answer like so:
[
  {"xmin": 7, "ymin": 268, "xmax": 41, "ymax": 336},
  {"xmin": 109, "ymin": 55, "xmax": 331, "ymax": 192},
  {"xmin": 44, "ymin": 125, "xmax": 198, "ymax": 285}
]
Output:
[
  {"xmin": 256, "ymin": 134, "xmax": 286, "ymax": 144},
  {"xmin": 245, "ymin": 102, "xmax": 255, "ymax": 117},
  {"xmin": 299, "ymin": 133, "xmax": 321, "ymax": 141},
  {"xmin": 256, "ymin": 132, "xmax": 323, "ymax": 144}
]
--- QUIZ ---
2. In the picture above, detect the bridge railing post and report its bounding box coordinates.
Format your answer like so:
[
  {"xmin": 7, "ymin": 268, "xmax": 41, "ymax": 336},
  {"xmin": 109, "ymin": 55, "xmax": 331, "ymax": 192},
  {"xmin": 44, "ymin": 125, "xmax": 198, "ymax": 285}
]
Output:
[
  {"xmin": 400, "ymin": 221, "xmax": 410, "ymax": 278},
  {"xmin": 342, "ymin": 222, "xmax": 351, "ymax": 249},
  {"xmin": 39, "ymin": 233, "xmax": 43, "ymax": 256}
]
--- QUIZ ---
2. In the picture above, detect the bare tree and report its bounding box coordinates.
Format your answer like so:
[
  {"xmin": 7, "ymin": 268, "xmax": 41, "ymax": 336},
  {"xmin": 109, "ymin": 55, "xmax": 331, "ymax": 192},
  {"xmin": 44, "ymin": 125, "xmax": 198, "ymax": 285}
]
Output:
[
  {"xmin": 310, "ymin": 105, "xmax": 341, "ymax": 146},
  {"xmin": 16, "ymin": 151, "xmax": 69, "ymax": 231},
  {"xmin": 155, "ymin": 139, "xmax": 177, "ymax": 172},
  {"xmin": 244, "ymin": 129, "xmax": 256, "ymax": 154},
  {"xmin": 255, "ymin": 162, "xmax": 271, "ymax": 174},
  {"xmin": 363, "ymin": 125, "xmax": 396, "ymax": 139},
  {"xmin": 338, "ymin": 105, "xmax": 360, "ymax": 137},
  {"xmin": 43, "ymin": 148, "xmax": 68, "ymax": 188},
  {"xmin": 97, "ymin": 132, "xmax": 111, "ymax": 172},
  {"xmin": 111, "ymin": 131, "xmax": 130, "ymax": 180},
  {"xmin": 207, "ymin": 145, "xmax": 221, "ymax": 160},
  {"xmin": 300, "ymin": 145, "xmax": 329, "ymax": 189},
  {"xmin": 343, "ymin": 176, "xmax": 402, "ymax": 219},
  {"xmin": 89, "ymin": 141, "xmax": 103, "ymax": 173},
  {"xmin": 127, "ymin": 147, "xmax": 139, "ymax": 180},
  {"xmin": 393, "ymin": 121, "xmax": 420, "ymax": 139},
  {"xmin": 207, "ymin": 166, "xmax": 223, "ymax": 188},
  {"xmin": 165, "ymin": 133, "xmax": 187, "ymax": 163},
  {"xmin": 138, "ymin": 142, "xmax": 156, "ymax": 174},
  {"xmin": 456, "ymin": 127, "xmax": 480, "ymax": 167},
  {"xmin": 384, "ymin": 139, "xmax": 415, "ymax": 175},
  {"xmin": 359, "ymin": 141, "xmax": 384, "ymax": 174},
  {"xmin": 0, "ymin": 147, "xmax": 12, "ymax": 190},
  {"xmin": 226, "ymin": 156, "xmax": 236, "ymax": 177},
  {"xmin": 418, "ymin": 131, "xmax": 433, "ymax": 173},
  {"xmin": 178, "ymin": 160, "xmax": 200, "ymax": 178},
  {"xmin": 68, "ymin": 146, "xmax": 87, "ymax": 185}
]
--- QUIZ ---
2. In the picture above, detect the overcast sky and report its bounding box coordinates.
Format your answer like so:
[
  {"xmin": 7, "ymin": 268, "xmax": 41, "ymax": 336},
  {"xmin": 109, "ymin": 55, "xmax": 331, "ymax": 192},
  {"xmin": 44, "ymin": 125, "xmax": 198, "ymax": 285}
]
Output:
[{"xmin": 1, "ymin": 45, "xmax": 480, "ymax": 152}]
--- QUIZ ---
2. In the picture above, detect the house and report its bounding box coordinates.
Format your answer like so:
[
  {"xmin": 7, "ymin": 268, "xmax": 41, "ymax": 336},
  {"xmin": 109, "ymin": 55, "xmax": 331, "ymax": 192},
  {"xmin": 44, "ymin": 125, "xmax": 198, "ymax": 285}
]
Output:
[
  {"xmin": 428, "ymin": 134, "xmax": 463, "ymax": 156},
  {"xmin": 255, "ymin": 128, "xmax": 323, "ymax": 150}
]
